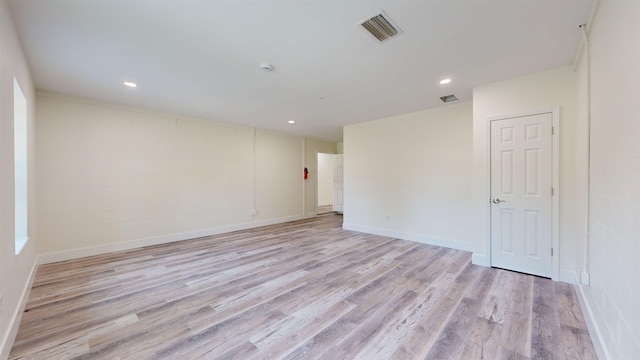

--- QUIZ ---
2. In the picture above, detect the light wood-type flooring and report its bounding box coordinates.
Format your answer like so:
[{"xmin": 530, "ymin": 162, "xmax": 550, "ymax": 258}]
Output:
[{"xmin": 10, "ymin": 214, "xmax": 596, "ymax": 360}]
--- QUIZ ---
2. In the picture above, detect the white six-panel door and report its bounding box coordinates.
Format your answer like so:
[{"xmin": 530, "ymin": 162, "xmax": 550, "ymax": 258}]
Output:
[{"xmin": 490, "ymin": 113, "xmax": 553, "ymax": 278}]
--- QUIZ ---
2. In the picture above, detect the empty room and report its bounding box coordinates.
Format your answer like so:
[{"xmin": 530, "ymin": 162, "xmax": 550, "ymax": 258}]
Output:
[{"xmin": 0, "ymin": 0, "xmax": 638, "ymax": 359}]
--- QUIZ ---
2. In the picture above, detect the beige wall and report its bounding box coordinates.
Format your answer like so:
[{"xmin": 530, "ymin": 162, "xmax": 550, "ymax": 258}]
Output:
[
  {"xmin": 472, "ymin": 66, "xmax": 583, "ymax": 283},
  {"xmin": 575, "ymin": 0, "xmax": 640, "ymax": 358},
  {"xmin": 35, "ymin": 92, "xmax": 325, "ymax": 260},
  {"xmin": 344, "ymin": 101, "xmax": 475, "ymax": 251},
  {"xmin": 0, "ymin": 0, "xmax": 37, "ymax": 357}
]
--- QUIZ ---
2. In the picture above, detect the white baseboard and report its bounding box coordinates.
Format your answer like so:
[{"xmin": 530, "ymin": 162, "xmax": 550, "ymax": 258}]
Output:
[
  {"xmin": 0, "ymin": 259, "xmax": 38, "ymax": 360},
  {"xmin": 575, "ymin": 281, "xmax": 610, "ymax": 360},
  {"xmin": 470, "ymin": 257, "xmax": 575, "ymax": 285},
  {"xmin": 39, "ymin": 214, "xmax": 315, "ymax": 265},
  {"xmin": 342, "ymin": 222, "xmax": 473, "ymax": 252},
  {"xmin": 471, "ymin": 253, "xmax": 490, "ymax": 267}
]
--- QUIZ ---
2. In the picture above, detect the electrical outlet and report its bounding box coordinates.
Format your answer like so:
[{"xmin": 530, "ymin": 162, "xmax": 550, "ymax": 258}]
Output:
[
  {"xmin": 386, "ymin": 215, "xmax": 390, "ymax": 222},
  {"xmin": 251, "ymin": 209, "xmax": 257, "ymax": 216}
]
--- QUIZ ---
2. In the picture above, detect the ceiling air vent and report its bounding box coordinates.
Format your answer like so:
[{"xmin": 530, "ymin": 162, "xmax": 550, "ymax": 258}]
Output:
[
  {"xmin": 360, "ymin": 11, "xmax": 402, "ymax": 42},
  {"xmin": 440, "ymin": 94, "xmax": 459, "ymax": 103}
]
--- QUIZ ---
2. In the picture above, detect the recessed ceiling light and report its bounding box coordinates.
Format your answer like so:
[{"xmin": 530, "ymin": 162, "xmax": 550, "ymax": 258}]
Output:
[
  {"xmin": 439, "ymin": 78, "xmax": 451, "ymax": 85},
  {"xmin": 288, "ymin": 120, "xmax": 295, "ymax": 124},
  {"xmin": 123, "ymin": 81, "xmax": 137, "ymax": 88}
]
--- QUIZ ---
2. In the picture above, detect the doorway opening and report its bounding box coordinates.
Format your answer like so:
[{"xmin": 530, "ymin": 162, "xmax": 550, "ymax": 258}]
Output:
[{"xmin": 317, "ymin": 153, "xmax": 335, "ymax": 215}]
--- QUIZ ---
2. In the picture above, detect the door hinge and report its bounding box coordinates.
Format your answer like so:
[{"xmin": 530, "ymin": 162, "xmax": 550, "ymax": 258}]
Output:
[
  {"xmin": 551, "ymin": 248, "xmax": 554, "ymax": 256},
  {"xmin": 552, "ymin": 126, "xmax": 555, "ymax": 135},
  {"xmin": 551, "ymin": 187, "xmax": 554, "ymax": 196}
]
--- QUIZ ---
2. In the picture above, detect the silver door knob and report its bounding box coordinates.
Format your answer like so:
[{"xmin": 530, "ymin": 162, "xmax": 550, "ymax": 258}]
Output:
[{"xmin": 492, "ymin": 198, "xmax": 506, "ymax": 204}]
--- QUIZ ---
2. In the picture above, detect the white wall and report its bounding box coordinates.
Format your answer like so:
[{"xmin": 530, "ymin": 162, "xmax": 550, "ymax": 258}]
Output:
[
  {"xmin": 3, "ymin": 1, "xmax": 635, "ymax": 358},
  {"xmin": 472, "ymin": 66, "xmax": 583, "ymax": 283},
  {"xmin": 35, "ymin": 92, "xmax": 311, "ymax": 259},
  {"xmin": 576, "ymin": 0, "xmax": 640, "ymax": 358},
  {"xmin": 317, "ymin": 153, "xmax": 334, "ymax": 207},
  {"xmin": 0, "ymin": 0, "xmax": 37, "ymax": 358},
  {"xmin": 344, "ymin": 101, "xmax": 474, "ymax": 251}
]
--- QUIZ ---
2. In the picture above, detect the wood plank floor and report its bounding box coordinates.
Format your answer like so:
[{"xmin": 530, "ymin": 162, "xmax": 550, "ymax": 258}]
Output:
[{"xmin": 9, "ymin": 215, "xmax": 596, "ymax": 360}]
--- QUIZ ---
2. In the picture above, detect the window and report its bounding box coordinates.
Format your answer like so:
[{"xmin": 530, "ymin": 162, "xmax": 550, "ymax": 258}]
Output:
[{"xmin": 14, "ymin": 78, "xmax": 28, "ymax": 254}]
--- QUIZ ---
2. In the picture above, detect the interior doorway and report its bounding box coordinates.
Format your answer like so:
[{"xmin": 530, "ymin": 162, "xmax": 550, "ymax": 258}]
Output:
[{"xmin": 317, "ymin": 153, "xmax": 335, "ymax": 215}]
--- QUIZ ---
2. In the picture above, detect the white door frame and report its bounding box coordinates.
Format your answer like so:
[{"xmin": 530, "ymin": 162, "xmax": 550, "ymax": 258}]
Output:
[
  {"xmin": 487, "ymin": 108, "xmax": 560, "ymax": 280},
  {"xmin": 332, "ymin": 154, "xmax": 344, "ymax": 214}
]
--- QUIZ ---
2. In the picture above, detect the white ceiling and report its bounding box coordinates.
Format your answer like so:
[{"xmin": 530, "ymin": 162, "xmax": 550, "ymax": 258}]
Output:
[{"xmin": 8, "ymin": 0, "xmax": 593, "ymax": 142}]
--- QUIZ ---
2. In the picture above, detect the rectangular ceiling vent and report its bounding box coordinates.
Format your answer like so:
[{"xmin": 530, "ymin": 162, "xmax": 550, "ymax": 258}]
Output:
[
  {"xmin": 440, "ymin": 94, "xmax": 459, "ymax": 103},
  {"xmin": 360, "ymin": 11, "xmax": 402, "ymax": 43}
]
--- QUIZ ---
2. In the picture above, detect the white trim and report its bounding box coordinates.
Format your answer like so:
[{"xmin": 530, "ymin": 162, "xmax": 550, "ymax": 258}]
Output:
[
  {"xmin": 559, "ymin": 269, "xmax": 576, "ymax": 284},
  {"xmin": 575, "ymin": 282, "xmax": 610, "ymax": 360},
  {"xmin": 551, "ymin": 108, "xmax": 560, "ymax": 281},
  {"xmin": 485, "ymin": 108, "xmax": 560, "ymax": 280},
  {"xmin": 0, "ymin": 259, "xmax": 38, "ymax": 360},
  {"xmin": 39, "ymin": 214, "xmax": 314, "ymax": 265},
  {"xmin": 14, "ymin": 237, "xmax": 29, "ymax": 257},
  {"xmin": 571, "ymin": 0, "xmax": 601, "ymax": 71},
  {"xmin": 472, "ymin": 253, "xmax": 490, "ymax": 267},
  {"xmin": 343, "ymin": 222, "xmax": 473, "ymax": 252}
]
